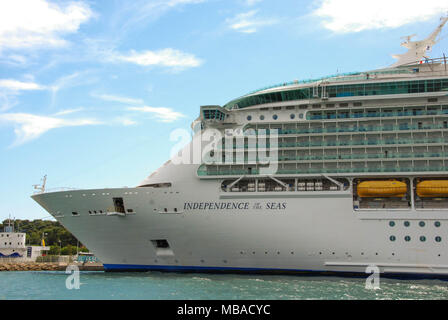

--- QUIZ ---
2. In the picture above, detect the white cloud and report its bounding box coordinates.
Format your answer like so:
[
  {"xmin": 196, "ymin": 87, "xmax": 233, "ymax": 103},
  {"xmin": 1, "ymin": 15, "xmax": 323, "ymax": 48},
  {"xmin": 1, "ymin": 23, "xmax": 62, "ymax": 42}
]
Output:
[
  {"xmin": 166, "ymin": 0, "xmax": 206, "ymax": 6},
  {"xmin": 50, "ymin": 71, "xmax": 98, "ymax": 107},
  {"xmin": 227, "ymin": 10, "xmax": 277, "ymax": 33},
  {"xmin": 313, "ymin": 0, "xmax": 448, "ymax": 33},
  {"xmin": 52, "ymin": 108, "xmax": 84, "ymax": 116},
  {"xmin": 92, "ymin": 93, "xmax": 144, "ymax": 105},
  {"xmin": 114, "ymin": 49, "xmax": 203, "ymax": 69},
  {"xmin": 0, "ymin": 0, "xmax": 92, "ymax": 49},
  {"xmin": 128, "ymin": 106, "xmax": 186, "ymax": 123},
  {"xmin": 0, "ymin": 79, "xmax": 45, "ymax": 111},
  {"xmin": 245, "ymin": 0, "xmax": 262, "ymax": 6},
  {"xmin": 0, "ymin": 79, "xmax": 45, "ymax": 91},
  {"xmin": 117, "ymin": 0, "xmax": 207, "ymax": 33},
  {"xmin": 0, "ymin": 112, "xmax": 100, "ymax": 146},
  {"xmin": 118, "ymin": 118, "xmax": 138, "ymax": 126}
]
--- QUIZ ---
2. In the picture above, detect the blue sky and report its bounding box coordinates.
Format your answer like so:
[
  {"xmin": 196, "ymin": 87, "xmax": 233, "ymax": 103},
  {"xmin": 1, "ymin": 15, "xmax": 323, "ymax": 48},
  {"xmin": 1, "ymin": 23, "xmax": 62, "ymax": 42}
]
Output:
[{"xmin": 1, "ymin": 0, "xmax": 448, "ymax": 221}]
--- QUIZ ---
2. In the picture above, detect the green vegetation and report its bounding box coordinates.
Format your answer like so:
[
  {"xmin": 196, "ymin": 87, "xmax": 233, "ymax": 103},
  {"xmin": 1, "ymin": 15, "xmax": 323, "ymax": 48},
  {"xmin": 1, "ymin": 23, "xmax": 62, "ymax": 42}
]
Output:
[{"xmin": 1, "ymin": 219, "xmax": 89, "ymax": 255}]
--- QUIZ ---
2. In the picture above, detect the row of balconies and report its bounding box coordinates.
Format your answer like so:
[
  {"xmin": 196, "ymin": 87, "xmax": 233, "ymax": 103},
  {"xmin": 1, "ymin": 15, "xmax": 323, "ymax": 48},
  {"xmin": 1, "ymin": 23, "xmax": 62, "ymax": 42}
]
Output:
[
  {"xmin": 244, "ymin": 123, "xmax": 448, "ymax": 136},
  {"xmin": 198, "ymin": 164, "xmax": 448, "ymax": 176},
  {"xmin": 216, "ymin": 137, "xmax": 448, "ymax": 150},
  {"xmin": 307, "ymin": 108, "xmax": 448, "ymax": 121}
]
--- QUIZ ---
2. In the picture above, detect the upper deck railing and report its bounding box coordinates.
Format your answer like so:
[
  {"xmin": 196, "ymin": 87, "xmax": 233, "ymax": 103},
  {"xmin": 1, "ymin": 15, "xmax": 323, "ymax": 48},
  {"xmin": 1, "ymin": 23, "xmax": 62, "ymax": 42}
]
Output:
[{"xmin": 223, "ymin": 56, "xmax": 448, "ymax": 110}]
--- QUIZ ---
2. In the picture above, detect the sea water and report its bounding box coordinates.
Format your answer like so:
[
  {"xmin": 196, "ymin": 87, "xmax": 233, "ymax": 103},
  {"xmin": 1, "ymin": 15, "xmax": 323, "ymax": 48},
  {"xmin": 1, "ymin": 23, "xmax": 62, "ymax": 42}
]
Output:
[{"xmin": 0, "ymin": 271, "xmax": 447, "ymax": 300}]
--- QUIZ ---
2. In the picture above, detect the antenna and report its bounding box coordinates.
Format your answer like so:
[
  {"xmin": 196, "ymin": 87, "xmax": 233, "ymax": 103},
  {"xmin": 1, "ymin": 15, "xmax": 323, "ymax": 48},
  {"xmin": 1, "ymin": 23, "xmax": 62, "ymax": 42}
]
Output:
[
  {"xmin": 391, "ymin": 16, "xmax": 448, "ymax": 67},
  {"xmin": 33, "ymin": 175, "xmax": 47, "ymax": 194}
]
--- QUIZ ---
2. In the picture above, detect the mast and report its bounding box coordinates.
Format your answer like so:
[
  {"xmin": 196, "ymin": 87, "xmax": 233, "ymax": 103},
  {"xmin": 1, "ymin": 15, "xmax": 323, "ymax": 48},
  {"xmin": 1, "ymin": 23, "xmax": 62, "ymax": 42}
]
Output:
[
  {"xmin": 33, "ymin": 175, "xmax": 47, "ymax": 194},
  {"xmin": 391, "ymin": 16, "xmax": 448, "ymax": 67}
]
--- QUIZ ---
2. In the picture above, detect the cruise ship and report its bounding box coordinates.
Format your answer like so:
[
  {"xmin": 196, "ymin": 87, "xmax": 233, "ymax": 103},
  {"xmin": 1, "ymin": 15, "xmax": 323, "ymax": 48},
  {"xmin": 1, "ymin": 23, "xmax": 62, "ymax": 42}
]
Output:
[{"xmin": 33, "ymin": 17, "xmax": 448, "ymax": 278}]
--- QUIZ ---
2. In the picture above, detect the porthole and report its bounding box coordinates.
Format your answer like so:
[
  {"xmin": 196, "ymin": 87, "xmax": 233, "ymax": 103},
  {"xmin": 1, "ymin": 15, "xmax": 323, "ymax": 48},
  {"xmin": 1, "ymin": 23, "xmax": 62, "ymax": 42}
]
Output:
[
  {"xmin": 299, "ymin": 114, "xmax": 304, "ymax": 119},
  {"xmin": 390, "ymin": 236, "xmax": 396, "ymax": 241},
  {"xmin": 420, "ymin": 236, "xmax": 426, "ymax": 242},
  {"xmin": 404, "ymin": 236, "xmax": 411, "ymax": 242},
  {"xmin": 404, "ymin": 221, "xmax": 410, "ymax": 227},
  {"xmin": 247, "ymin": 115, "xmax": 252, "ymax": 121},
  {"xmin": 435, "ymin": 236, "xmax": 442, "ymax": 242},
  {"xmin": 273, "ymin": 114, "xmax": 278, "ymax": 120},
  {"xmin": 419, "ymin": 221, "xmax": 425, "ymax": 227},
  {"xmin": 435, "ymin": 221, "xmax": 441, "ymax": 227},
  {"xmin": 260, "ymin": 115, "xmax": 265, "ymax": 120},
  {"xmin": 389, "ymin": 221, "xmax": 395, "ymax": 227},
  {"xmin": 290, "ymin": 114, "xmax": 295, "ymax": 119}
]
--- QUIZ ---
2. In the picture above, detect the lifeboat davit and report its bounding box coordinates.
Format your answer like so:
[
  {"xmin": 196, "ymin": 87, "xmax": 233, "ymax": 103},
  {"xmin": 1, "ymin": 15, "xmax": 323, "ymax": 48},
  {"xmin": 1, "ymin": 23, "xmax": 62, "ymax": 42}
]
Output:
[
  {"xmin": 357, "ymin": 180, "xmax": 407, "ymax": 198},
  {"xmin": 416, "ymin": 180, "xmax": 448, "ymax": 198}
]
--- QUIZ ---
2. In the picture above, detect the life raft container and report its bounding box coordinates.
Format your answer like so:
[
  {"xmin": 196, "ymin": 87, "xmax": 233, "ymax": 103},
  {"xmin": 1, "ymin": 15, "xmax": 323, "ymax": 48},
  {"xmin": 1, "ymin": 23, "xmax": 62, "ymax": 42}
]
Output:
[
  {"xmin": 357, "ymin": 180, "xmax": 407, "ymax": 198},
  {"xmin": 416, "ymin": 180, "xmax": 448, "ymax": 198}
]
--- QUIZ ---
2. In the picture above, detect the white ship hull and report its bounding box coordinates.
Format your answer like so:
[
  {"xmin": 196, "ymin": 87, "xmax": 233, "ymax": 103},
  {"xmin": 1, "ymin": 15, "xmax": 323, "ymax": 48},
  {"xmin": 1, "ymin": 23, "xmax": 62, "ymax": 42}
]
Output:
[{"xmin": 32, "ymin": 162, "xmax": 448, "ymax": 278}]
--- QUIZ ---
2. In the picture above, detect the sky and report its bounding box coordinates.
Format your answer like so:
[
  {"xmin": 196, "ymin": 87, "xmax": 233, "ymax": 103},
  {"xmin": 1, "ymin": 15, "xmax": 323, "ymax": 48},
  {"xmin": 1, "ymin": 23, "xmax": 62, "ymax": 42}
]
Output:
[{"xmin": 1, "ymin": 0, "xmax": 448, "ymax": 221}]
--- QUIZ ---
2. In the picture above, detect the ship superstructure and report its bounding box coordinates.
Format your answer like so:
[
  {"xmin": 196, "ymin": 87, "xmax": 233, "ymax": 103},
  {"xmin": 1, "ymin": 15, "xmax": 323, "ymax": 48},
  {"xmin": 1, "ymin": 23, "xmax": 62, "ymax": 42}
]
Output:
[{"xmin": 32, "ymin": 18, "xmax": 448, "ymax": 278}]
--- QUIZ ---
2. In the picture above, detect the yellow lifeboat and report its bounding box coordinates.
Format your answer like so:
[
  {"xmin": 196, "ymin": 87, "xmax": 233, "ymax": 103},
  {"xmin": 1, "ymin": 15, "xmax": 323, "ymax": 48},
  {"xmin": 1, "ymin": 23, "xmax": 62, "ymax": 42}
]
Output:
[
  {"xmin": 357, "ymin": 180, "xmax": 407, "ymax": 198},
  {"xmin": 416, "ymin": 180, "xmax": 448, "ymax": 198}
]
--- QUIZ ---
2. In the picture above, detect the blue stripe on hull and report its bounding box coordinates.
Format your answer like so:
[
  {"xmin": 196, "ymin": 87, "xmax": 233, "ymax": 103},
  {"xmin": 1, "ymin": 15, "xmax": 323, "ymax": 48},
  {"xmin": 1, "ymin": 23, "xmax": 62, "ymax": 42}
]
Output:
[{"xmin": 103, "ymin": 264, "xmax": 448, "ymax": 280}]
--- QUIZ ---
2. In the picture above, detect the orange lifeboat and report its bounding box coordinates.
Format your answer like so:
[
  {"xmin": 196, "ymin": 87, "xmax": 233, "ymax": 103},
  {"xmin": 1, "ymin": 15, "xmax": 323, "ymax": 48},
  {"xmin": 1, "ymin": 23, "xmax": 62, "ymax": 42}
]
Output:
[
  {"xmin": 416, "ymin": 180, "xmax": 448, "ymax": 198},
  {"xmin": 357, "ymin": 180, "xmax": 407, "ymax": 198}
]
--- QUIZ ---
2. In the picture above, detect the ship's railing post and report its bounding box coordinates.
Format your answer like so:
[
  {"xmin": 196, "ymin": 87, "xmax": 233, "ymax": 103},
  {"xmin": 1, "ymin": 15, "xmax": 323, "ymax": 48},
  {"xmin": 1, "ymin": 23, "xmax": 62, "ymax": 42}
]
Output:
[{"xmin": 410, "ymin": 178, "xmax": 415, "ymax": 210}]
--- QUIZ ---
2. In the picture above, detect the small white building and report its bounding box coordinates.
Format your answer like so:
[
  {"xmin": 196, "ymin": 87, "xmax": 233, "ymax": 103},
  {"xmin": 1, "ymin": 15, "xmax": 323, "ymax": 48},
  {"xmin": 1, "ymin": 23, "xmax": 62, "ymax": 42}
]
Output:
[
  {"xmin": 0, "ymin": 224, "xmax": 49, "ymax": 261},
  {"xmin": 0, "ymin": 230, "xmax": 26, "ymax": 258}
]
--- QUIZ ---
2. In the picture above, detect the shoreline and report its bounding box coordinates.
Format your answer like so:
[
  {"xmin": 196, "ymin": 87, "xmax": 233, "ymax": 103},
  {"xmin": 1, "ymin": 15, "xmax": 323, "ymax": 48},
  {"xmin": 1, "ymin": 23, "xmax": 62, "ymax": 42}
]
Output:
[{"xmin": 0, "ymin": 262, "xmax": 104, "ymax": 271}]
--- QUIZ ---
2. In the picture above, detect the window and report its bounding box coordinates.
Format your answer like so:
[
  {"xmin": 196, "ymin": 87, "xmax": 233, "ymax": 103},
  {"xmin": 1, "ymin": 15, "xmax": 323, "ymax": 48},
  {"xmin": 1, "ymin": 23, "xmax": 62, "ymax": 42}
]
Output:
[
  {"xmin": 247, "ymin": 115, "xmax": 252, "ymax": 121},
  {"xmin": 260, "ymin": 115, "xmax": 265, "ymax": 120},
  {"xmin": 290, "ymin": 114, "xmax": 295, "ymax": 119},
  {"xmin": 435, "ymin": 236, "xmax": 442, "ymax": 242},
  {"xmin": 139, "ymin": 183, "xmax": 172, "ymax": 188},
  {"xmin": 273, "ymin": 114, "xmax": 278, "ymax": 120},
  {"xmin": 223, "ymin": 79, "xmax": 448, "ymax": 110},
  {"xmin": 113, "ymin": 197, "xmax": 126, "ymax": 214},
  {"xmin": 404, "ymin": 236, "xmax": 411, "ymax": 242},
  {"xmin": 390, "ymin": 236, "xmax": 396, "ymax": 241},
  {"xmin": 72, "ymin": 212, "xmax": 79, "ymax": 216},
  {"xmin": 151, "ymin": 239, "xmax": 170, "ymax": 249},
  {"xmin": 420, "ymin": 236, "xmax": 426, "ymax": 242}
]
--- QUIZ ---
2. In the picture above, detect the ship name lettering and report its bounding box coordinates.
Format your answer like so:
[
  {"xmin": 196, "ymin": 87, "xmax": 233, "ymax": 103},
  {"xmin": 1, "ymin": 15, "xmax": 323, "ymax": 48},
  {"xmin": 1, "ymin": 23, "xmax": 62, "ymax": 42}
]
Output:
[
  {"xmin": 266, "ymin": 202, "xmax": 287, "ymax": 210},
  {"xmin": 183, "ymin": 202, "xmax": 250, "ymax": 211}
]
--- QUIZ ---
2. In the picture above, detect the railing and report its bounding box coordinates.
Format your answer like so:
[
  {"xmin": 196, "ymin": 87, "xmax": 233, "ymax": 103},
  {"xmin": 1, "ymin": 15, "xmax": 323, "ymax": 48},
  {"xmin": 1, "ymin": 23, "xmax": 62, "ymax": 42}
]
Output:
[
  {"xmin": 198, "ymin": 165, "xmax": 448, "ymax": 176},
  {"xmin": 247, "ymin": 123, "xmax": 448, "ymax": 136},
  {"xmin": 278, "ymin": 152, "xmax": 448, "ymax": 162},
  {"xmin": 308, "ymin": 109, "xmax": 448, "ymax": 120},
  {"xmin": 216, "ymin": 137, "xmax": 448, "ymax": 150}
]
